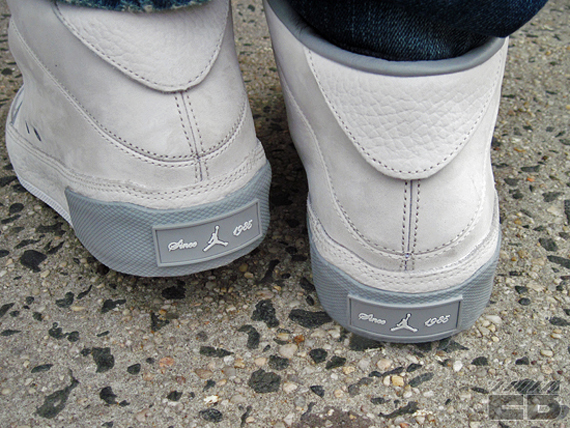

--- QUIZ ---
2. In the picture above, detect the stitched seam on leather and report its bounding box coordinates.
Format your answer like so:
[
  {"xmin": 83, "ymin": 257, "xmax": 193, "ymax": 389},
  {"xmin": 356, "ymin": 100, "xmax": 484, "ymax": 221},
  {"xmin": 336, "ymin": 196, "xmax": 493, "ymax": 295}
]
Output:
[
  {"xmin": 414, "ymin": 181, "xmax": 421, "ymax": 267},
  {"xmin": 400, "ymin": 182, "xmax": 408, "ymax": 270},
  {"xmin": 281, "ymin": 72, "xmax": 403, "ymax": 257},
  {"xmin": 411, "ymin": 180, "xmax": 421, "ymax": 270},
  {"xmin": 413, "ymin": 178, "xmax": 484, "ymax": 257},
  {"xmin": 305, "ymin": 46, "xmax": 487, "ymax": 257},
  {"xmin": 309, "ymin": 204, "xmax": 498, "ymax": 289},
  {"xmin": 202, "ymin": 106, "xmax": 247, "ymax": 164},
  {"xmin": 288, "ymin": 47, "xmax": 486, "ymax": 264},
  {"xmin": 295, "ymin": 52, "xmax": 449, "ymax": 256},
  {"xmin": 405, "ymin": 181, "xmax": 415, "ymax": 271},
  {"xmin": 307, "ymin": 49, "xmax": 505, "ymax": 176},
  {"xmin": 174, "ymin": 92, "xmax": 200, "ymax": 182},
  {"xmin": 54, "ymin": 1, "xmax": 227, "ymax": 90},
  {"xmin": 199, "ymin": 96, "xmax": 247, "ymax": 158},
  {"xmin": 9, "ymin": 123, "xmax": 265, "ymax": 201},
  {"xmin": 184, "ymin": 97, "xmax": 206, "ymax": 181},
  {"xmin": 12, "ymin": 23, "xmax": 206, "ymax": 169}
]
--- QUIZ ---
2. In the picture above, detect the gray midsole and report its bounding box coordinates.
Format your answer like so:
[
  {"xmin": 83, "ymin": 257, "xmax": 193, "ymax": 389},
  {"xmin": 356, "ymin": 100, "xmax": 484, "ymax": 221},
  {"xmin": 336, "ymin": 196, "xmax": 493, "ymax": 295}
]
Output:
[
  {"xmin": 310, "ymin": 230, "xmax": 500, "ymax": 343},
  {"xmin": 66, "ymin": 162, "xmax": 271, "ymax": 277}
]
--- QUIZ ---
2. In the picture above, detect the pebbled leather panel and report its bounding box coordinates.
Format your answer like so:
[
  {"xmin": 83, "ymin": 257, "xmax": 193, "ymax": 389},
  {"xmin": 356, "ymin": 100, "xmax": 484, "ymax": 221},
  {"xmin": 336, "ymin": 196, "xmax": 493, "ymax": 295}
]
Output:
[
  {"xmin": 307, "ymin": 41, "xmax": 507, "ymax": 180},
  {"xmin": 56, "ymin": 0, "xmax": 228, "ymax": 92}
]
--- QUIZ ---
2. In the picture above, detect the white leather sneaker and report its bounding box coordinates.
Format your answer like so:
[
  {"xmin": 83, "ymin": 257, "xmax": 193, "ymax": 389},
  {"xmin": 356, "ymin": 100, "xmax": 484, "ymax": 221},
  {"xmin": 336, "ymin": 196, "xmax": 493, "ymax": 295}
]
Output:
[
  {"xmin": 265, "ymin": 0, "xmax": 507, "ymax": 342},
  {"xmin": 6, "ymin": 0, "xmax": 271, "ymax": 276}
]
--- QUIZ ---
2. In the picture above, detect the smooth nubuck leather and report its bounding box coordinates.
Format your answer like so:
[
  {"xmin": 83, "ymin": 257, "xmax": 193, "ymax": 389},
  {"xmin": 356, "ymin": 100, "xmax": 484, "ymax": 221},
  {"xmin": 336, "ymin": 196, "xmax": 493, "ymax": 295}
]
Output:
[
  {"xmin": 6, "ymin": 0, "xmax": 270, "ymax": 276},
  {"xmin": 265, "ymin": 0, "xmax": 507, "ymax": 342}
]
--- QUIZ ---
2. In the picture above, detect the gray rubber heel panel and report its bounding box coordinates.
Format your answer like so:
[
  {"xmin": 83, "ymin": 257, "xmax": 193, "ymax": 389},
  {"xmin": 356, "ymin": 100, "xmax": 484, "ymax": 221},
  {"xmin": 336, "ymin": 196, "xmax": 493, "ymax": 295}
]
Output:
[
  {"xmin": 310, "ymin": 234, "xmax": 500, "ymax": 343},
  {"xmin": 66, "ymin": 163, "xmax": 271, "ymax": 277}
]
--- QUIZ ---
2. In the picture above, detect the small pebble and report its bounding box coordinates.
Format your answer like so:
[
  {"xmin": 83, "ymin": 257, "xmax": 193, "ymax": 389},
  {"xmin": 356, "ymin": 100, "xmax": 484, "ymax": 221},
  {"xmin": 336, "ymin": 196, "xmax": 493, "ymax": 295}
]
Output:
[
  {"xmin": 478, "ymin": 326, "xmax": 490, "ymax": 336},
  {"xmin": 309, "ymin": 348, "xmax": 328, "ymax": 364},
  {"xmin": 333, "ymin": 389, "xmax": 345, "ymax": 398},
  {"xmin": 283, "ymin": 413, "xmax": 295, "ymax": 426},
  {"xmin": 485, "ymin": 315, "xmax": 502, "ymax": 325},
  {"xmin": 268, "ymin": 355, "xmax": 289, "ymax": 371},
  {"xmin": 294, "ymin": 396, "xmax": 306, "ymax": 408},
  {"xmin": 195, "ymin": 369, "xmax": 213, "ymax": 379},
  {"xmin": 342, "ymin": 366, "xmax": 356, "ymax": 375},
  {"xmin": 392, "ymin": 375, "xmax": 404, "ymax": 387},
  {"xmin": 254, "ymin": 357, "xmax": 267, "ymax": 367},
  {"xmin": 325, "ymin": 356, "xmax": 346, "ymax": 370},
  {"xmin": 135, "ymin": 409, "xmax": 149, "ymax": 422},
  {"xmin": 248, "ymin": 369, "xmax": 281, "ymax": 393},
  {"xmin": 310, "ymin": 385, "xmax": 325, "ymax": 397},
  {"xmin": 199, "ymin": 408, "xmax": 223, "ymax": 423},
  {"xmin": 358, "ymin": 358, "xmax": 371, "ymax": 371},
  {"xmin": 231, "ymin": 395, "xmax": 247, "ymax": 404},
  {"xmin": 540, "ymin": 349, "xmax": 554, "ymax": 357},
  {"xmin": 453, "ymin": 361, "xmax": 463, "ymax": 372},
  {"xmin": 310, "ymin": 329, "xmax": 327, "ymax": 338},
  {"xmin": 328, "ymin": 329, "xmax": 341, "ymax": 339},
  {"xmin": 282, "ymin": 382, "xmax": 298, "ymax": 393},
  {"xmin": 204, "ymin": 395, "xmax": 220, "ymax": 404},
  {"xmin": 159, "ymin": 357, "xmax": 175, "ymax": 368},
  {"xmin": 377, "ymin": 359, "xmax": 392, "ymax": 371},
  {"xmin": 279, "ymin": 344, "xmax": 298, "ymax": 359}
]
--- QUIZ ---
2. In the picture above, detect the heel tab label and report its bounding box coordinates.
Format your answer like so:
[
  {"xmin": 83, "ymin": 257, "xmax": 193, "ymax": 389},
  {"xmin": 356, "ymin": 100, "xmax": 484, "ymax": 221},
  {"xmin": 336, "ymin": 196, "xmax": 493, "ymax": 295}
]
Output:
[
  {"xmin": 349, "ymin": 295, "xmax": 462, "ymax": 341},
  {"xmin": 153, "ymin": 200, "xmax": 261, "ymax": 267}
]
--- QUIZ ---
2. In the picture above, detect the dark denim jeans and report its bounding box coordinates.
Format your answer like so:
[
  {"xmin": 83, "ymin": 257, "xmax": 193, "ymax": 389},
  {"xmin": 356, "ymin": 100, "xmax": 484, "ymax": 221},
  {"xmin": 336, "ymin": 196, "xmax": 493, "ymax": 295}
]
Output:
[
  {"xmin": 57, "ymin": 0, "xmax": 548, "ymax": 60},
  {"xmin": 57, "ymin": 0, "xmax": 207, "ymax": 11},
  {"xmin": 288, "ymin": 0, "xmax": 549, "ymax": 60}
]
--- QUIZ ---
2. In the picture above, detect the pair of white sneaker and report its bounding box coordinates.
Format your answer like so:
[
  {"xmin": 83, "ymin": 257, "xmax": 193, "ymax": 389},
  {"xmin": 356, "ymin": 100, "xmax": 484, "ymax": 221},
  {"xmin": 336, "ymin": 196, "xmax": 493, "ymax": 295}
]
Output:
[{"xmin": 5, "ymin": 0, "xmax": 507, "ymax": 343}]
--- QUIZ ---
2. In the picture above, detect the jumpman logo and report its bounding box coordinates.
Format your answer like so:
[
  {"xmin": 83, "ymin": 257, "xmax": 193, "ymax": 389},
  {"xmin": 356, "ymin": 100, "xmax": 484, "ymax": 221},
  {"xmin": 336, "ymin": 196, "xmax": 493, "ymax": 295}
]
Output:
[
  {"xmin": 390, "ymin": 313, "xmax": 418, "ymax": 333},
  {"xmin": 203, "ymin": 225, "xmax": 229, "ymax": 252}
]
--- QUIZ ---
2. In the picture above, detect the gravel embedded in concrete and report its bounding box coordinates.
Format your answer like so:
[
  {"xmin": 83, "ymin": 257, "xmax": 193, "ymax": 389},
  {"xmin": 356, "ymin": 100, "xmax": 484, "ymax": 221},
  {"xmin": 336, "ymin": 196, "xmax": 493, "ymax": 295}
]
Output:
[{"xmin": 0, "ymin": 0, "xmax": 569, "ymax": 427}]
